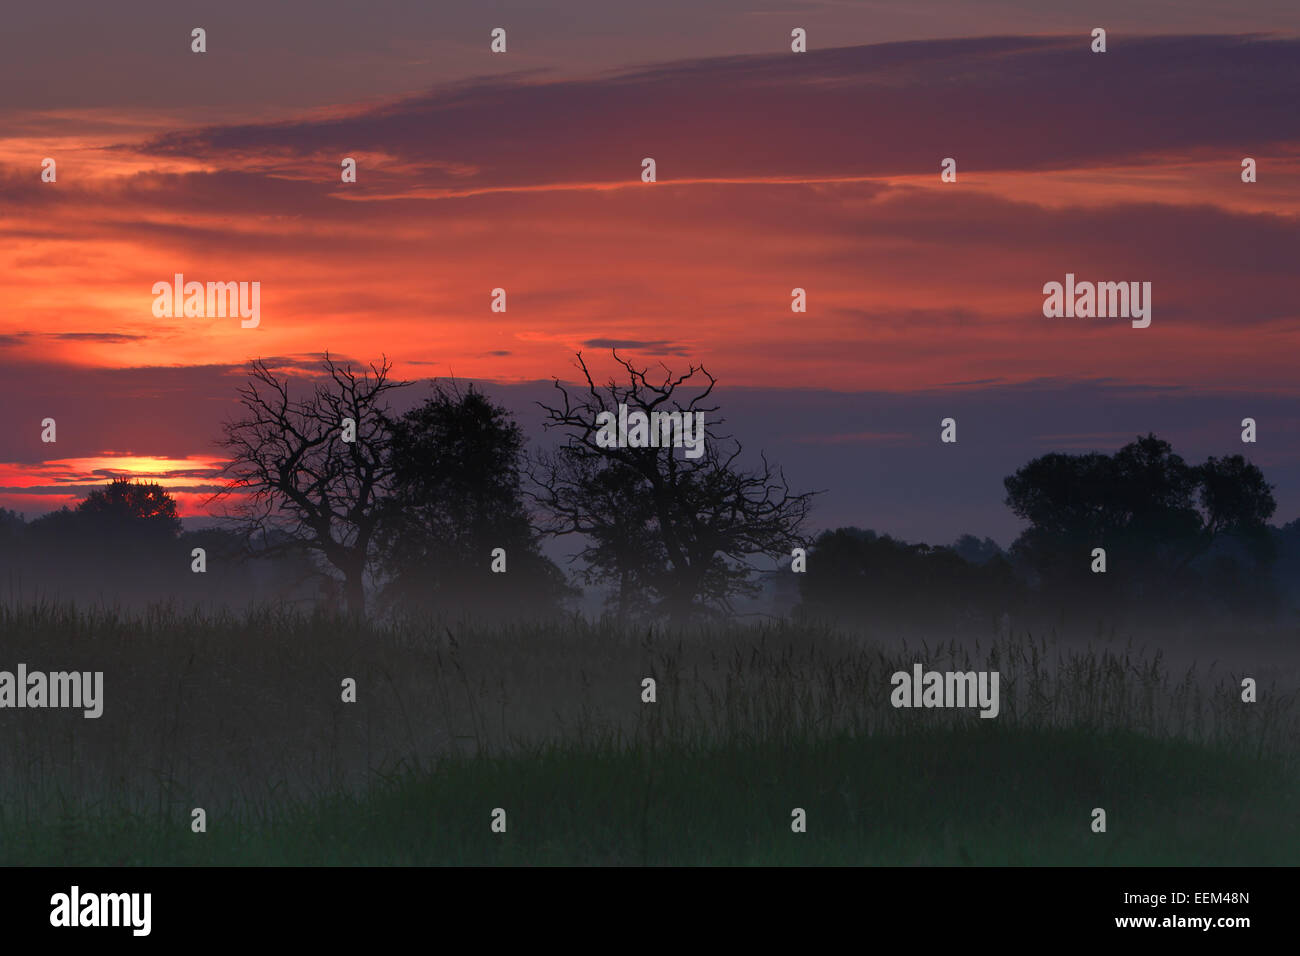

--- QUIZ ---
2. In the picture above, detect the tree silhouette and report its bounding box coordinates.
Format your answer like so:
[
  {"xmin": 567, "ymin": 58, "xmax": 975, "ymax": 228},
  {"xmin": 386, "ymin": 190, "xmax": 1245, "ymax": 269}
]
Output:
[
  {"xmin": 10, "ymin": 479, "xmax": 185, "ymax": 603},
  {"xmin": 952, "ymin": 534, "xmax": 1004, "ymax": 566},
  {"xmin": 378, "ymin": 381, "xmax": 573, "ymax": 615},
  {"xmin": 551, "ymin": 453, "xmax": 663, "ymax": 619},
  {"xmin": 796, "ymin": 527, "xmax": 1020, "ymax": 627},
  {"xmin": 1004, "ymin": 433, "xmax": 1276, "ymax": 605},
  {"xmin": 1196, "ymin": 454, "xmax": 1277, "ymax": 564},
  {"xmin": 532, "ymin": 351, "xmax": 817, "ymax": 624},
  {"xmin": 77, "ymin": 476, "xmax": 183, "ymax": 538},
  {"xmin": 213, "ymin": 354, "xmax": 410, "ymax": 615}
]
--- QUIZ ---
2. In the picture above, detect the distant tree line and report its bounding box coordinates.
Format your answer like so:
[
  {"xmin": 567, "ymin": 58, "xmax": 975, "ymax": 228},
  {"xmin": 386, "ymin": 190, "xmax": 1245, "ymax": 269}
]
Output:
[
  {"xmin": 0, "ymin": 355, "xmax": 1294, "ymax": 628},
  {"xmin": 796, "ymin": 434, "xmax": 1290, "ymax": 628},
  {"xmin": 0, "ymin": 352, "xmax": 805, "ymax": 620},
  {"xmin": 0, "ymin": 478, "xmax": 320, "ymax": 608}
]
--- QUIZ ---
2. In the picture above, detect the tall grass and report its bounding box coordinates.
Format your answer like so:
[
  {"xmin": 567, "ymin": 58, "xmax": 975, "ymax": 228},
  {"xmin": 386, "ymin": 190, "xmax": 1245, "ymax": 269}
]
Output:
[{"xmin": 0, "ymin": 600, "xmax": 1295, "ymax": 863}]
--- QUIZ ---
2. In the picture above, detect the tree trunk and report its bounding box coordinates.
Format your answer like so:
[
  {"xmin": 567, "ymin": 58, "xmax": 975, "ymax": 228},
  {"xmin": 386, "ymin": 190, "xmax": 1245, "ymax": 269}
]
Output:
[{"xmin": 343, "ymin": 567, "xmax": 366, "ymax": 617}]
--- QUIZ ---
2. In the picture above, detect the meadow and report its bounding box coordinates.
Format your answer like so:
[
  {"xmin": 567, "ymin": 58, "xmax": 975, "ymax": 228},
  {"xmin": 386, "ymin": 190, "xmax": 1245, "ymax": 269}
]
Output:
[{"xmin": 0, "ymin": 601, "xmax": 1295, "ymax": 865}]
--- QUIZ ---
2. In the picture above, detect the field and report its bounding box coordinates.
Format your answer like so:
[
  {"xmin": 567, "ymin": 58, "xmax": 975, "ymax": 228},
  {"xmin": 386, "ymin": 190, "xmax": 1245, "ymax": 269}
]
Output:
[{"xmin": 0, "ymin": 602, "xmax": 1296, "ymax": 865}]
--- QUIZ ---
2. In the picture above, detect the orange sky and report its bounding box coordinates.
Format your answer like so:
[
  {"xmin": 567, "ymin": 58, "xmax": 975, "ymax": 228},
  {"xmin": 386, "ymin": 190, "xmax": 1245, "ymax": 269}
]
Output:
[{"xmin": 2, "ymin": 32, "xmax": 1299, "ymax": 526}]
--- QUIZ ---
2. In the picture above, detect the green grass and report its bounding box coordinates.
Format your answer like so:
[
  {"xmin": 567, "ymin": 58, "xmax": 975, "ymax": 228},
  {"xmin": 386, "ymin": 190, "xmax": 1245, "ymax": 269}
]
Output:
[
  {"xmin": 3, "ymin": 725, "xmax": 1295, "ymax": 865},
  {"xmin": 0, "ymin": 600, "xmax": 1296, "ymax": 865}
]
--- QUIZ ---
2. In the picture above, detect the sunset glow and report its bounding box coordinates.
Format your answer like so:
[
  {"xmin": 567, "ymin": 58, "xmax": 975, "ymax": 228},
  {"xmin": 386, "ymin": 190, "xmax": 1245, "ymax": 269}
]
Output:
[{"xmin": 3, "ymin": 20, "xmax": 1298, "ymax": 529}]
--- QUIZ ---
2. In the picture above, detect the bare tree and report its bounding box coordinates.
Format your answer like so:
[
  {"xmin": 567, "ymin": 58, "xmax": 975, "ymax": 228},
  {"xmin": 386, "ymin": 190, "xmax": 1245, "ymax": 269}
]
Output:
[
  {"xmin": 531, "ymin": 351, "xmax": 818, "ymax": 625},
  {"xmin": 212, "ymin": 354, "xmax": 411, "ymax": 615}
]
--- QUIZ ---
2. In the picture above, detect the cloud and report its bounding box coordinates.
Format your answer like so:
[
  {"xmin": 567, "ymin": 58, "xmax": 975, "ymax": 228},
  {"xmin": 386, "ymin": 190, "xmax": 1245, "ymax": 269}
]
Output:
[
  {"xmin": 581, "ymin": 339, "xmax": 691, "ymax": 355},
  {"xmin": 52, "ymin": 332, "xmax": 147, "ymax": 343},
  {"xmin": 134, "ymin": 36, "xmax": 1300, "ymax": 186}
]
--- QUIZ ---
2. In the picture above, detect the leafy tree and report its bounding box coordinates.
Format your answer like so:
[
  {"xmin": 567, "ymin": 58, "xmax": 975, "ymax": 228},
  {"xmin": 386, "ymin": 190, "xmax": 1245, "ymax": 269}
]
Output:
[
  {"xmin": 14, "ymin": 480, "xmax": 184, "ymax": 603},
  {"xmin": 1196, "ymin": 454, "xmax": 1277, "ymax": 565},
  {"xmin": 77, "ymin": 476, "xmax": 183, "ymax": 539},
  {"xmin": 24, "ymin": 478, "xmax": 181, "ymax": 553},
  {"xmin": 796, "ymin": 527, "xmax": 1020, "ymax": 627},
  {"xmin": 378, "ymin": 382, "xmax": 573, "ymax": 615},
  {"xmin": 1004, "ymin": 433, "xmax": 1275, "ymax": 605},
  {"xmin": 952, "ymin": 534, "xmax": 1004, "ymax": 566}
]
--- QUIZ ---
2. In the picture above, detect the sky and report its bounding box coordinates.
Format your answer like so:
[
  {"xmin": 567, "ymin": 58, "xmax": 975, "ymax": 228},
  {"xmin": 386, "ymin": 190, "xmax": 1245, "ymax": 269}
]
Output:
[{"xmin": 2, "ymin": 1, "xmax": 1298, "ymax": 546}]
